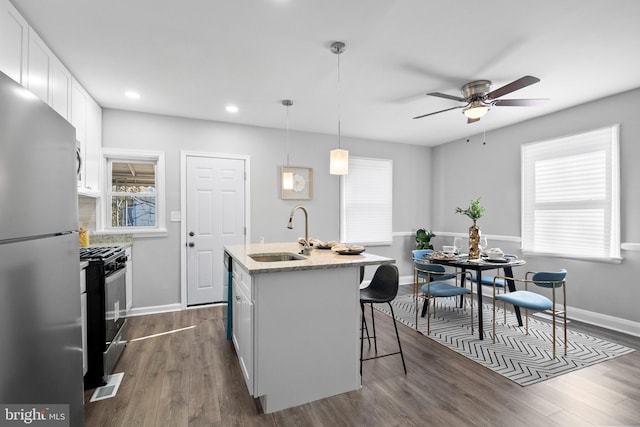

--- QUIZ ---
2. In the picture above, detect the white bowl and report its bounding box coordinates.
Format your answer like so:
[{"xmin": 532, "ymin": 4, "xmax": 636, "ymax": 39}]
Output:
[{"xmin": 486, "ymin": 249, "xmax": 505, "ymax": 260}]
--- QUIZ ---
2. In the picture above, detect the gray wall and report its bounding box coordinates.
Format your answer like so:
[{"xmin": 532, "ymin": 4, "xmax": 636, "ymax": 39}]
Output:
[
  {"xmin": 431, "ymin": 87, "xmax": 640, "ymax": 325},
  {"xmin": 102, "ymin": 109, "xmax": 431, "ymax": 309},
  {"xmin": 103, "ymin": 87, "xmax": 640, "ymax": 332}
]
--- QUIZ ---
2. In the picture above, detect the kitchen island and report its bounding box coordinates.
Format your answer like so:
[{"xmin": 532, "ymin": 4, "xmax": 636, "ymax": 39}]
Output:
[{"xmin": 224, "ymin": 242, "xmax": 394, "ymax": 413}]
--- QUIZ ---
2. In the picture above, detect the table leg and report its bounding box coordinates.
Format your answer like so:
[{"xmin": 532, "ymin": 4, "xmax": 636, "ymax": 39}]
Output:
[
  {"xmin": 476, "ymin": 269, "xmax": 484, "ymax": 340},
  {"xmin": 503, "ymin": 266, "xmax": 523, "ymax": 326},
  {"xmin": 459, "ymin": 267, "xmax": 464, "ymax": 308}
]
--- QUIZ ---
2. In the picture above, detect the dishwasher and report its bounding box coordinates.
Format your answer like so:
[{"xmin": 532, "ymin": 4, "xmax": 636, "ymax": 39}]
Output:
[{"xmin": 223, "ymin": 251, "xmax": 233, "ymax": 340}]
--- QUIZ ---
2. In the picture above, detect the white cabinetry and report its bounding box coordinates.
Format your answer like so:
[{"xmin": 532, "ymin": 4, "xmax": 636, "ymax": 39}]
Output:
[
  {"xmin": 25, "ymin": 27, "xmax": 71, "ymax": 120},
  {"xmin": 71, "ymin": 78, "xmax": 101, "ymax": 194},
  {"xmin": 230, "ymin": 262, "xmax": 361, "ymax": 413},
  {"xmin": 1, "ymin": 0, "xmax": 101, "ymax": 193},
  {"xmin": 125, "ymin": 246, "xmax": 133, "ymax": 311},
  {"xmin": 0, "ymin": 1, "xmax": 28, "ymax": 84},
  {"xmin": 231, "ymin": 263, "xmax": 253, "ymax": 392}
]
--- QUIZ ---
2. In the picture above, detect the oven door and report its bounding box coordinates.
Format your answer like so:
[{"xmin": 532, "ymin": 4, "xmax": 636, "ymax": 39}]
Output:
[{"xmin": 104, "ymin": 267, "xmax": 126, "ymax": 346}]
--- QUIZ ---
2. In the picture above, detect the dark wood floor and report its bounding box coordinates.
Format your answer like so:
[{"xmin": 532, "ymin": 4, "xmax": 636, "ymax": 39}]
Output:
[{"xmin": 84, "ymin": 296, "xmax": 640, "ymax": 427}]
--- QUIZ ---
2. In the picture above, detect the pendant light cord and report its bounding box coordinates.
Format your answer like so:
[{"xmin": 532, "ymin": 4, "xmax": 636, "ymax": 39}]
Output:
[
  {"xmin": 286, "ymin": 103, "xmax": 290, "ymax": 165},
  {"xmin": 337, "ymin": 48, "xmax": 341, "ymax": 150}
]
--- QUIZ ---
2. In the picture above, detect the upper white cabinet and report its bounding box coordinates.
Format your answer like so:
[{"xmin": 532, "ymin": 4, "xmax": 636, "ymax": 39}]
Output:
[
  {"xmin": 0, "ymin": 1, "xmax": 102, "ymax": 194},
  {"xmin": 1, "ymin": 2, "xmax": 72, "ymax": 120},
  {"xmin": 0, "ymin": 0, "xmax": 28, "ymax": 84},
  {"xmin": 26, "ymin": 27, "xmax": 71, "ymax": 120},
  {"xmin": 72, "ymin": 79, "xmax": 101, "ymax": 193}
]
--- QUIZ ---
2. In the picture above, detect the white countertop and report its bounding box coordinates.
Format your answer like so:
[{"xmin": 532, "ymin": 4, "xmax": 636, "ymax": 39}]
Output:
[{"xmin": 225, "ymin": 242, "xmax": 395, "ymax": 274}]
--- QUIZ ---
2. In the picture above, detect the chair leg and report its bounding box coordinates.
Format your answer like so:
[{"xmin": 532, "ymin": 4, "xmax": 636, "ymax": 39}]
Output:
[
  {"xmin": 426, "ymin": 298, "xmax": 431, "ymax": 335},
  {"xmin": 388, "ymin": 303, "xmax": 407, "ymax": 374},
  {"xmin": 360, "ymin": 303, "xmax": 365, "ymax": 376},
  {"xmin": 420, "ymin": 298, "xmax": 429, "ymax": 317},
  {"xmin": 370, "ymin": 303, "xmax": 378, "ymax": 353},
  {"xmin": 563, "ymin": 287, "xmax": 567, "ymax": 356},
  {"xmin": 492, "ymin": 296, "xmax": 496, "ymax": 344},
  {"xmin": 552, "ymin": 307, "xmax": 557, "ymax": 359},
  {"xmin": 360, "ymin": 303, "xmax": 371, "ymax": 346}
]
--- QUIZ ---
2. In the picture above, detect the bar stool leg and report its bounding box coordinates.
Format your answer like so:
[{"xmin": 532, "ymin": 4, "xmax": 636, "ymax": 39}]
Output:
[{"xmin": 388, "ymin": 303, "xmax": 407, "ymax": 374}]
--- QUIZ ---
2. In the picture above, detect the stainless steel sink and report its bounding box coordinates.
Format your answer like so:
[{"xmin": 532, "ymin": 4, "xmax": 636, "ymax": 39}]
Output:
[{"xmin": 249, "ymin": 252, "xmax": 306, "ymax": 262}]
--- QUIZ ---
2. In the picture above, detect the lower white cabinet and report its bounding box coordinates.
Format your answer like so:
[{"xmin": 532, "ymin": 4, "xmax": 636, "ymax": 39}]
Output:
[
  {"xmin": 230, "ymin": 261, "xmax": 361, "ymax": 414},
  {"xmin": 125, "ymin": 247, "xmax": 132, "ymax": 311},
  {"xmin": 232, "ymin": 264, "xmax": 253, "ymax": 392}
]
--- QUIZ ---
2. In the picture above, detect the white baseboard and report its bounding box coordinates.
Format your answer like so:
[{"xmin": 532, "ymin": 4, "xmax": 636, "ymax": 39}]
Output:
[
  {"xmin": 400, "ymin": 275, "xmax": 640, "ymax": 338},
  {"xmin": 127, "ymin": 303, "xmax": 182, "ymax": 317}
]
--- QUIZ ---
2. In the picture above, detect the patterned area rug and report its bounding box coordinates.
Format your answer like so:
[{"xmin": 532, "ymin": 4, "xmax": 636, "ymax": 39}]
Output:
[{"xmin": 373, "ymin": 295, "xmax": 635, "ymax": 386}]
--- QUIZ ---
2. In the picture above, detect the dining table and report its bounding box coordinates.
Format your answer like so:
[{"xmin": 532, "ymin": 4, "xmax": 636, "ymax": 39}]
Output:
[{"xmin": 427, "ymin": 255, "xmax": 527, "ymax": 340}]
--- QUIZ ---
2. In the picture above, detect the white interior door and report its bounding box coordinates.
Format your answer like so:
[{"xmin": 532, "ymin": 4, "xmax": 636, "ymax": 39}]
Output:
[{"xmin": 186, "ymin": 155, "xmax": 245, "ymax": 305}]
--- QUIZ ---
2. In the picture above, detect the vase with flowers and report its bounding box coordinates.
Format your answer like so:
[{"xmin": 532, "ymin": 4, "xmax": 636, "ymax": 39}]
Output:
[{"xmin": 455, "ymin": 198, "xmax": 485, "ymax": 259}]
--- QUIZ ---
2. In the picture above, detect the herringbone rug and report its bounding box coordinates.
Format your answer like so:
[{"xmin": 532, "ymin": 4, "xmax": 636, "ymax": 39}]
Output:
[{"xmin": 373, "ymin": 294, "xmax": 635, "ymax": 386}]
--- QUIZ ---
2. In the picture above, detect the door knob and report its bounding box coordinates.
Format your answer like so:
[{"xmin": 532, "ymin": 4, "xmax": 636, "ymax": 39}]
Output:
[
  {"xmin": 188, "ymin": 242, "xmax": 195, "ymax": 247},
  {"xmin": 189, "ymin": 231, "xmax": 195, "ymax": 236}
]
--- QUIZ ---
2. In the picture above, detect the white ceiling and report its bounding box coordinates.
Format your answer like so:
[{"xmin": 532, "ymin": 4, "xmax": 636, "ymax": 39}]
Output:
[{"xmin": 12, "ymin": 0, "xmax": 640, "ymax": 146}]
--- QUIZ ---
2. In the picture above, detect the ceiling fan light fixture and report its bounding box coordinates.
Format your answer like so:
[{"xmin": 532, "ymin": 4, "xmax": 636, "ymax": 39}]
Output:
[{"xmin": 463, "ymin": 101, "xmax": 490, "ymax": 119}]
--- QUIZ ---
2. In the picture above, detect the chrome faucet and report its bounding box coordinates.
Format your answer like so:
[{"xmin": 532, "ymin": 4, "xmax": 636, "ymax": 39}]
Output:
[{"xmin": 287, "ymin": 205, "xmax": 312, "ymax": 255}]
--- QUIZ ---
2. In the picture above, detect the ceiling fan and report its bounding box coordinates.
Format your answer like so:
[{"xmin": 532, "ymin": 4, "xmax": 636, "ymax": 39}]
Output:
[{"xmin": 413, "ymin": 75, "xmax": 548, "ymax": 123}]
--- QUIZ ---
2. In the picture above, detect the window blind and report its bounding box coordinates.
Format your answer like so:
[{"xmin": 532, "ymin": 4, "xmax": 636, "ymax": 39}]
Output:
[
  {"xmin": 521, "ymin": 125, "xmax": 620, "ymax": 260},
  {"xmin": 340, "ymin": 157, "xmax": 393, "ymax": 245}
]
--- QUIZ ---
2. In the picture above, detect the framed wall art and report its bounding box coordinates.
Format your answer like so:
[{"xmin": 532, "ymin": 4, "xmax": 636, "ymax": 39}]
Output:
[{"xmin": 281, "ymin": 166, "xmax": 313, "ymax": 200}]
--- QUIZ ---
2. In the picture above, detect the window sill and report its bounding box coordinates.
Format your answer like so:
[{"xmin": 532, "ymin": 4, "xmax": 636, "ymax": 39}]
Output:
[
  {"xmin": 96, "ymin": 228, "xmax": 168, "ymax": 238},
  {"xmin": 521, "ymin": 251, "xmax": 623, "ymax": 264}
]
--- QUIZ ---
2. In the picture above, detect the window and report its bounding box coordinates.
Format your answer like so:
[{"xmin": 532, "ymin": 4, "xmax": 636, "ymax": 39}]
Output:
[
  {"xmin": 340, "ymin": 156, "xmax": 392, "ymax": 245},
  {"xmin": 102, "ymin": 149, "xmax": 166, "ymax": 234},
  {"xmin": 521, "ymin": 125, "xmax": 620, "ymax": 261}
]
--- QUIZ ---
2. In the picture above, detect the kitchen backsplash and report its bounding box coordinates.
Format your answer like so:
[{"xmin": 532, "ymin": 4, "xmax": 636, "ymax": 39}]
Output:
[
  {"xmin": 78, "ymin": 196, "xmax": 132, "ymax": 245},
  {"xmin": 78, "ymin": 195, "xmax": 97, "ymax": 230}
]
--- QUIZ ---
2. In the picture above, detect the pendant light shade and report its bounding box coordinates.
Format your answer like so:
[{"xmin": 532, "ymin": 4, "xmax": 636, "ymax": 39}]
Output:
[
  {"xmin": 282, "ymin": 171, "xmax": 294, "ymax": 190},
  {"xmin": 281, "ymin": 99, "xmax": 294, "ymax": 190},
  {"xmin": 329, "ymin": 148, "xmax": 349, "ymax": 175},
  {"xmin": 329, "ymin": 41, "xmax": 349, "ymax": 176}
]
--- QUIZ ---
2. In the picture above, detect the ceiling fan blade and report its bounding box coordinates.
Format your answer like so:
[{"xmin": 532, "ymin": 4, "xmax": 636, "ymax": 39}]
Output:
[
  {"xmin": 486, "ymin": 75, "xmax": 540, "ymax": 100},
  {"xmin": 413, "ymin": 105, "xmax": 464, "ymax": 119},
  {"xmin": 493, "ymin": 98, "xmax": 549, "ymax": 106},
  {"xmin": 467, "ymin": 117, "xmax": 480, "ymax": 124},
  {"xmin": 427, "ymin": 92, "xmax": 466, "ymax": 102}
]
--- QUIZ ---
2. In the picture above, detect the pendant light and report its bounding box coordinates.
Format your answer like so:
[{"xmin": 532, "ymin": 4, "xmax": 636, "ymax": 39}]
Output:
[
  {"xmin": 329, "ymin": 41, "xmax": 348, "ymax": 175},
  {"xmin": 281, "ymin": 99, "xmax": 294, "ymax": 190}
]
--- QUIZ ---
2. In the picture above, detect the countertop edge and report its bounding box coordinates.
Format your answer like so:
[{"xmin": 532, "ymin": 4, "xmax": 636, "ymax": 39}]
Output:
[{"xmin": 225, "ymin": 242, "xmax": 395, "ymax": 274}]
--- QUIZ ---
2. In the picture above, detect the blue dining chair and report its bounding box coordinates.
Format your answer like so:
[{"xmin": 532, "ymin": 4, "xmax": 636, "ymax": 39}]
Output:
[
  {"xmin": 415, "ymin": 262, "xmax": 473, "ymax": 335},
  {"xmin": 492, "ymin": 269, "xmax": 567, "ymax": 358},
  {"xmin": 471, "ymin": 254, "xmax": 518, "ymax": 322},
  {"xmin": 412, "ymin": 249, "xmax": 456, "ymax": 282}
]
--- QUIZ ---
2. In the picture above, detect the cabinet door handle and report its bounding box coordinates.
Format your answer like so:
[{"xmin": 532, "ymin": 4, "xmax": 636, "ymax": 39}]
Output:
[
  {"xmin": 235, "ymin": 296, "xmax": 241, "ymax": 302},
  {"xmin": 188, "ymin": 242, "xmax": 195, "ymax": 247}
]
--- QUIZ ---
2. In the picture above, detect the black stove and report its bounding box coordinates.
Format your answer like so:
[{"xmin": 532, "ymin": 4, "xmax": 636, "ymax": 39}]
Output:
[
  {"xmin": 80, "ymin": 246, "xmax": 127, "ymax": 275},
  {"xmin": 81, "ymin": 246, "xmax": 128, "ymax": 389}
]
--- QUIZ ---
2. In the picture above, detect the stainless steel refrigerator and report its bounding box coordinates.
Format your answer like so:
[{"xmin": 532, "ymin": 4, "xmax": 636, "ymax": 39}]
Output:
[{"xmin": 0, "ymin": 71, "xmax": 84, "ymax": 426}]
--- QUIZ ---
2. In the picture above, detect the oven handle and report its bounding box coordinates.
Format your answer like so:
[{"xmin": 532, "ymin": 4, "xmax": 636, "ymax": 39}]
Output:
[{"xmin": 105, "ymin": 266, "xmax": 126, "ymax": 282}]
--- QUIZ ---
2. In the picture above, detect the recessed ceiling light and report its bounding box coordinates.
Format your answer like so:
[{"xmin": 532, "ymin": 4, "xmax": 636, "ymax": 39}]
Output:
[
  {"xmin": 226, "ymin": 105, "xmax": 239, "ymax": 113},
  {"xmin": 125, "ymin": 91, "xmax": 141, "ymax": 99}
]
